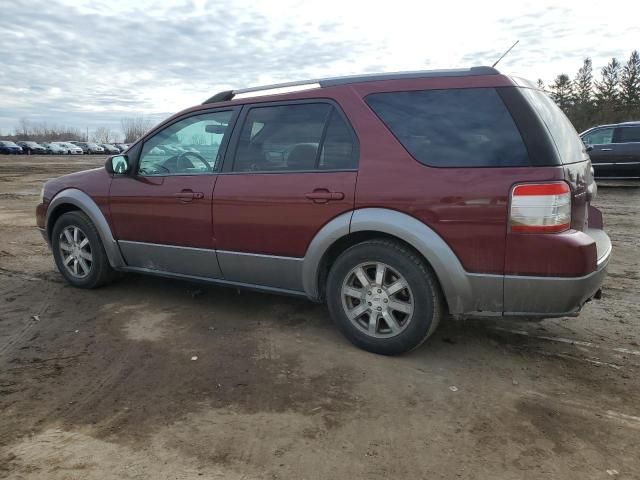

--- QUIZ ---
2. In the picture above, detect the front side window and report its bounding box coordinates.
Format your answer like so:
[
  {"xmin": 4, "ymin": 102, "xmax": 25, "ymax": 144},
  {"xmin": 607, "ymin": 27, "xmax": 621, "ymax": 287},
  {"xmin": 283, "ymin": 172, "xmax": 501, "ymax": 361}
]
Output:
[
  {"xmin": 583, "ymin": 127, "xmax": 614, "ymax": 145},
  {"xmin": 615, "ymin": 126, "xmax": 640, "ymax": 143},
  {"xmin": 366, "ymin": 88, "xmax": 530, "ymax": 167},
  {"xmin": 232, "ymin": 103, "xmax": 357, "ymax": 172},
  {"xmin": 138, "ymin": 110, "xmax": 233, "ymax": 176}
]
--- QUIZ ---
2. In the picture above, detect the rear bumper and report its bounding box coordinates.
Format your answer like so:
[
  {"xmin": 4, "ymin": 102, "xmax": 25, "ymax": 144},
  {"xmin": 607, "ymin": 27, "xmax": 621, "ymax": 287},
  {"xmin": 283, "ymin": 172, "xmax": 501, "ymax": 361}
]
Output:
[
  {"xmin": 502, "ymin": 227, "xmax": 611, "ymax": 317},
  {"xmin": 457, "ymin": 226, "xmax": 611, "ymax": 319}
]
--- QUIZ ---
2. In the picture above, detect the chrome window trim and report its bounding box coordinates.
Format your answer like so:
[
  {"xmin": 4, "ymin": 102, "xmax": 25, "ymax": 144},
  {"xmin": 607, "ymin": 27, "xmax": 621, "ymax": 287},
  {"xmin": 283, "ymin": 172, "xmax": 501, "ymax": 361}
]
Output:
[
  {"xmin": 592, "ymin": 162, "xmax": 640, "ymax": 166},
  {"xmin": 216, "ymin": 169, "xmax": 358, "ymax": 176}
]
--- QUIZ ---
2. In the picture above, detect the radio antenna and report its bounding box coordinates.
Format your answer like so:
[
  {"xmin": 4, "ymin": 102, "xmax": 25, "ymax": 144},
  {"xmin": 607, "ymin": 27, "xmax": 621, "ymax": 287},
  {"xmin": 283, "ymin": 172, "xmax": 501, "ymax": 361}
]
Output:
[{"xmin": 492, "ymin": 40, "xmax": 519, "ymax": 68}]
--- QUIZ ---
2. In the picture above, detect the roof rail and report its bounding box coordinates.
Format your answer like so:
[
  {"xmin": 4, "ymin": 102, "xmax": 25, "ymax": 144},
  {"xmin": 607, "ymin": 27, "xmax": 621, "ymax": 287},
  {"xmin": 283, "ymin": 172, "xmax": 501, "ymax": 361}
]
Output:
[
  {"xmin": 202, "ymin": 66, "xmax": 499, "ymax": 104},
  {"xmin": 202, "ymin": 90, "xmax": 234, "ymax": 104}
]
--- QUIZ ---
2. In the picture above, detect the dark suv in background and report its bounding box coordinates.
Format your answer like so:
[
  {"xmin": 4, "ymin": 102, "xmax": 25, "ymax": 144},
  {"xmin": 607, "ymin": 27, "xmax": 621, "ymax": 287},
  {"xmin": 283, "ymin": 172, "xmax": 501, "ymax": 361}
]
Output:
[
  {"xmin": 36, "ymin": 66, "xmax": 611, "ymax": 355},
  {"xmin": 581, "ymin": 121, "xmax": 640, "ymax": 179}
]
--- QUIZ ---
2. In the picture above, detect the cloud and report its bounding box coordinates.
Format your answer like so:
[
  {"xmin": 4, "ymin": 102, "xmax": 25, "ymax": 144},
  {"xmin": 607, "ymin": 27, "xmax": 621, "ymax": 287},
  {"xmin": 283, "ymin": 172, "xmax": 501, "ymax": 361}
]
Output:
[
  {"xmin": 0, "ymin": 0, "xmax": 638, "ymax": 136},
  {"xmin": 0, "ymin": 0, "xmax": 373, "ymax": 134}
]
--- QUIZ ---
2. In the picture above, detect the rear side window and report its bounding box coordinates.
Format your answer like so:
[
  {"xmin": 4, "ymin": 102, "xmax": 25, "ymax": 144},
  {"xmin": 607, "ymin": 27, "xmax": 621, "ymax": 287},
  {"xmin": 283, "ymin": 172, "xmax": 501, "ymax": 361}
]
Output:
[
  {"xmin": 615, "ymin": 126, "xmax": 640, "ymax": 143},
  {"xmin": 365, "ymin": 88, "xmax": 529, "ymax": 167},
  {"xmin": 319, "ymin": 110, "xmax": 357, "ymax": 170},
  {"xmin": 233, "ymin": 103, "xmax": 357, "ymax": 172}
]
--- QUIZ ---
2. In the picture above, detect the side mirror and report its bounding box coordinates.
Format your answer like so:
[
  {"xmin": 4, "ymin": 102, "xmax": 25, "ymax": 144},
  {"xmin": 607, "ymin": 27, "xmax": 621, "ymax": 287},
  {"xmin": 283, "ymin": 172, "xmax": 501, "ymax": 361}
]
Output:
[
  {"xmin": 105, "ymin": 155, "xmax": 130, "ymax": 175},
  {"xmin": 585, "ymin": 145, "xmax": 594, "ymax": 152}
]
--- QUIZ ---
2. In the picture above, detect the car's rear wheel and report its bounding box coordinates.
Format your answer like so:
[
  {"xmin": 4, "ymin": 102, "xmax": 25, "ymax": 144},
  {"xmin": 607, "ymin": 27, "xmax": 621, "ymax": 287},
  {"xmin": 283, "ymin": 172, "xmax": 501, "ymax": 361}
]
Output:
[
  {"xmin": 51, "ymin": 211, "xmax": 116, "ymax": 288},
  {"xmin": 326, "ymin": 239, "xmax": 443, "ymax": 355}
]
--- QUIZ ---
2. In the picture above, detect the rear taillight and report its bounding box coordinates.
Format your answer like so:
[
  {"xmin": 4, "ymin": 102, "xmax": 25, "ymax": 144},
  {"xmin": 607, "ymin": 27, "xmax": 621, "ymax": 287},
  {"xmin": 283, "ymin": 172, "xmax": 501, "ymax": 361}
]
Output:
[{"xmin": 509, "ymin": 182, "xmax": 571, "ymax": 233}]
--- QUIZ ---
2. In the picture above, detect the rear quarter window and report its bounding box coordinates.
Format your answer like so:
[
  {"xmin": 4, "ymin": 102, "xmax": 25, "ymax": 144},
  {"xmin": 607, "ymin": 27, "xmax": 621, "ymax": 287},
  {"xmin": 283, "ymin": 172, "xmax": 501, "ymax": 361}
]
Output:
[
  {"xmin": 517, "ymin": 88, "xmax": 586, "ymax": 164},
  {"xmin": 365, "ymin": 88, "xmax": 530, "ymax": 167}
]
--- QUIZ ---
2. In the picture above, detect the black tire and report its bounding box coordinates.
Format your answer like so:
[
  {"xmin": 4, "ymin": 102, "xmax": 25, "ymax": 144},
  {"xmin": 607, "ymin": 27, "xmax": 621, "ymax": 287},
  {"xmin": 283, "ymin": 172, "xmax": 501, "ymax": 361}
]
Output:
[
  {"xmin": 326, "ymin": 239, "xmax": 443, "ymax": 355},
  {"xmin": 51, "ymin": 211, "xmax": 116, "ymax": 288}
]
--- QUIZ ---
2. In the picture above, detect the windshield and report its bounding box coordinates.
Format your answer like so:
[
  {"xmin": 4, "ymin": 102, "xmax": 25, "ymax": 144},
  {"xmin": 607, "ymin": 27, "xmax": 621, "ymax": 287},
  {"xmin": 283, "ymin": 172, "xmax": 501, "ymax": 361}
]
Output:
[{"xmin": 519, "ymin": 88, "xmax": 587, "ymax": 164}]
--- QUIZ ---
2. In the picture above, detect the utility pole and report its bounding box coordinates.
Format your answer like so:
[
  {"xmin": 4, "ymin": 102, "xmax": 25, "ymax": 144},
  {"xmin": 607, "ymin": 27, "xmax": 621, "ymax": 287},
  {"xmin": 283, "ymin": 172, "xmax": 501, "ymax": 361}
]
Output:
[{"xmin": 86, "ymin": 126, "xmax": 89, "ymax": 142}]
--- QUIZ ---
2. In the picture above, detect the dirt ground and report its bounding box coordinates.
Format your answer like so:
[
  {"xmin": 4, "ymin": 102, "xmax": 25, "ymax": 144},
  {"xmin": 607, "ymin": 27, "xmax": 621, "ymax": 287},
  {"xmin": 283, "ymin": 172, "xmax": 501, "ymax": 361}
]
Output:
[{"xmin": 1, "ymin": 155, "xmax": 639, "ymax": 479}]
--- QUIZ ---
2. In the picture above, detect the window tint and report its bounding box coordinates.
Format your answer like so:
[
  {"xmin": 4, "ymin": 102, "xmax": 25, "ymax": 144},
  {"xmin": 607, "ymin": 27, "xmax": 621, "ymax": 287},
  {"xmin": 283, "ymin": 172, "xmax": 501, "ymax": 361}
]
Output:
[
  {"xmin": 139, "ymin": 110, "xmax": 233, "ymax": 176},
  {"xmin": 365, "ymin": 88, "xmax": 529, "ymax": 167},
  {"xmin": 615, "ymin": 126, "xmax": 640, "ymax": 143},
  {"xmin": 583, "ymin": 127, "xmax": 614, "ymax": 145},
  {"xmin": 518, "ymin": 88, "xmax": 586, "ymax": 164},
  {"xmin": 319, "ymin": 110, "xmax": 357, "ymax": 170},
  {"xmin": 233, "ymin": 103, "xmax": 329, "ymax": 172}
]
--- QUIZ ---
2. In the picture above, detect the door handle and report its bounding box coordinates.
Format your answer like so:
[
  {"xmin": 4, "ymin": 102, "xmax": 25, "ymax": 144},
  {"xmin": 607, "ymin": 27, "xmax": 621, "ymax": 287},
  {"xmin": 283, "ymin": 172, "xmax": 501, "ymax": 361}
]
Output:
[
  {"xmin": 305, "ymin": 189, "xmax": 345, "ymax": 203},
  {"xmin": 599, "ymin": 148, "xmax": 613, "ymax": 151},
  {"xmin": 174, "ymin": 190, "xmax": 204, "ymax": 202}
]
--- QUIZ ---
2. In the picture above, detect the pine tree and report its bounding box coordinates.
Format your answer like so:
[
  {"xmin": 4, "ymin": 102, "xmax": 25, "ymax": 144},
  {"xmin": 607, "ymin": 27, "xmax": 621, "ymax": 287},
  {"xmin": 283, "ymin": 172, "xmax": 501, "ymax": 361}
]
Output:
[
  {"xmin": 620, "ymin": 50, "xmax": 640, "ymax": 115},
  {"xmin": 550, "ymin": 74, "xmax": 574, "ymax": 112},
  {"xmin": 571, "ymin": 59, "xmax": 594, "ymax": 130},
  {"xmin": 574, "ymin": 58, "xmax": 593, "ymax": 106},
  {"xmin": 594, "ymin": 58, "xmax": 621, "ymax": 107},
  {"xmin": 536, "ymin": 78, "xmax": 545, "ymax": 90}
]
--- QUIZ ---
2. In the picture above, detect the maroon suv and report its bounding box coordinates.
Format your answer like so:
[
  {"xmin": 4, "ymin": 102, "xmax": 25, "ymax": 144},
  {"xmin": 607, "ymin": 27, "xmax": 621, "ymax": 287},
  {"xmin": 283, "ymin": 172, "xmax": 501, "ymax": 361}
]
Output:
[{"xmin": 36, "ymin": 66, "xmax": 611, "ymax": 355}]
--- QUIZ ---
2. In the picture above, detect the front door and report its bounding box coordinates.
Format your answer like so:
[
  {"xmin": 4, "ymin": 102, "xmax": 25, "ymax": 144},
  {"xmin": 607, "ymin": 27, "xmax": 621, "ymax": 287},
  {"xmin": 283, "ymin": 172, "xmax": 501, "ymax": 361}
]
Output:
[
  {"xmin": 583, "ymin": 126, "xmax": 619, "ymax": 177},
  {"xmin": 212, "ymin": 101, "xmax": 358, "ymax": 291},
  {"xmin": 109, "ymin": 109, "xmax": 236, "ymax": 278}
]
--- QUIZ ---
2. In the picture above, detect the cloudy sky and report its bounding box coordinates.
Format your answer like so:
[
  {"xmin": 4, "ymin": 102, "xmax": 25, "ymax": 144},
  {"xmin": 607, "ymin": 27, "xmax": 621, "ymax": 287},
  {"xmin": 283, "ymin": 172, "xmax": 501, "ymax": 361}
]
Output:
[{"xmin": 1, "ymin": 0, "xmax": 638, "ymax": 138}]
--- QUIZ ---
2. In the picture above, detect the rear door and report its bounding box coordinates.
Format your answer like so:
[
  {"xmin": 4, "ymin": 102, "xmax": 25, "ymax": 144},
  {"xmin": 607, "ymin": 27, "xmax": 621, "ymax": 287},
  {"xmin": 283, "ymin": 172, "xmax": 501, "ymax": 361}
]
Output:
[
  {"xmin": 212, "ymin": 100, "xmax": 358, "ymax": 292},
  {"xmin": 610, "ymin": 126, "xmax": 640, "ymax": 178}
]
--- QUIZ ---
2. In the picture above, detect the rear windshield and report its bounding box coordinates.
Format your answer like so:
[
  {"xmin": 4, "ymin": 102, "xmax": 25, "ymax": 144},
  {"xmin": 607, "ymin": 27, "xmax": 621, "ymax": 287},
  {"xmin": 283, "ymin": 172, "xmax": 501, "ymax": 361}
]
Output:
[
  {"xmin": 365, "ymin": 88, "xmax": 530, "ymax": 168},
  {"xmin": 517, "ymin": 88, "xmax": 586, "ymax": 164}
]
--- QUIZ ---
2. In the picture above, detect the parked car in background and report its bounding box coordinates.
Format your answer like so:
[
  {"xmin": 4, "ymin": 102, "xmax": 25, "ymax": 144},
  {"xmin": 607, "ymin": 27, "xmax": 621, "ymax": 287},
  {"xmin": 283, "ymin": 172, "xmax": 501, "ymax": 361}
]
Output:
[
  {"xmin": 0, "ymin": 140, "xmax": 23, "ymax": 154},
  {"xmin": 55, "ymin": 142, "xmax": 84, "ymax": 155},
  {"xmin": 581, "ymin": 121, "xmax": 640, "ymax": 179},
  {"xmin": 41, "ymin": 142, "xmax": 67, "ymax": 154},
  {"xmin": 16, "ymin": 141, "xmax": 47, "ymax": 154},
  {"xmin": 99, "ymin": 143, "xmax": 120, "ymax": 154},
  {"xmin": 70, "ymin": 141, "xmax": 105, "ymax": 154},
  {"xmin": 114, "ymin": 143, "xmax": 129, "ymax": 152},
  {"xmin": 36, "ymin": 67, "xmax": 610, "ymax": 355}
]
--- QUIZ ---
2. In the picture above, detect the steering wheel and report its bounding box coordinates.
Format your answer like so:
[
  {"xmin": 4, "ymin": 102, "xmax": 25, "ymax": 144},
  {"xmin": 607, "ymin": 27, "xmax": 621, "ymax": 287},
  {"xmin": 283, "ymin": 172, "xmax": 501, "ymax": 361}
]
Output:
[{"xmin": 177, "ymin": 151, "xmax": 212, "ymax": 172}]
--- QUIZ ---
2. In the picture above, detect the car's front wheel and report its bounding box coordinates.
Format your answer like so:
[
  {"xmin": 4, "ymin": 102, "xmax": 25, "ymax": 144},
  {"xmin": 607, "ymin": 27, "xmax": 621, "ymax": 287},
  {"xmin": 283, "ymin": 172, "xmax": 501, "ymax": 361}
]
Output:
[
  {"xmin": 51, "ymin": 211, "xmax": 116, "ymax": 288},
  {"xmin": 326, "ymin": 239, "xmax": 443, "ymax": 355}
]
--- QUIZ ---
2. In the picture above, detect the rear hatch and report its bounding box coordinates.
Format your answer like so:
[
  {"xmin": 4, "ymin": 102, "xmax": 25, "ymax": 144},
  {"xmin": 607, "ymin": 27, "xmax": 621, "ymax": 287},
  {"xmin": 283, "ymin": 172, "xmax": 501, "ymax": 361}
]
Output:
[{"xmin": 516, "ymin": 86, "xmax": 595, "ymax": 232}]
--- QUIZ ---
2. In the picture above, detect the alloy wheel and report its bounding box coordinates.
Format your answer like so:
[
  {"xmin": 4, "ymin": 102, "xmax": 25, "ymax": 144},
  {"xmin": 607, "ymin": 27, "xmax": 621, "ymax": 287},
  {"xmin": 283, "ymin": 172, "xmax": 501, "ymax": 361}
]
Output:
[
  {"xmin": 58, "ymin": 225, "xmax": 93, "ymax": 278},
  {"xmin": 341, "ymin": 262, "xmax": 414, "ymax": 338}
]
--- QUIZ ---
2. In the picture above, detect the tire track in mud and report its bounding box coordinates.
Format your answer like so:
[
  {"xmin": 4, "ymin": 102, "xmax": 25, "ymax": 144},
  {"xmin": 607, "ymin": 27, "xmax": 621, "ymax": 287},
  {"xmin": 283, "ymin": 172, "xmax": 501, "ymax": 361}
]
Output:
[{"xmin": 0, "ymin": 275, "xmax": 55, "ymax": 359}]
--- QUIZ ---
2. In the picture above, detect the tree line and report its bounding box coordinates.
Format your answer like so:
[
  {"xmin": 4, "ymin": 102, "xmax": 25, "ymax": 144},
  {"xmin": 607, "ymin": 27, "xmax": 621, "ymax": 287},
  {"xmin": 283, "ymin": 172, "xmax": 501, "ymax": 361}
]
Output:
[
  {"xmin": 0, "ymin": 116, "xmax": 153, "ymax": 144},
  {"xmin": 542, "ymin": 50, "xmax": 640, "ymax": 132}
]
